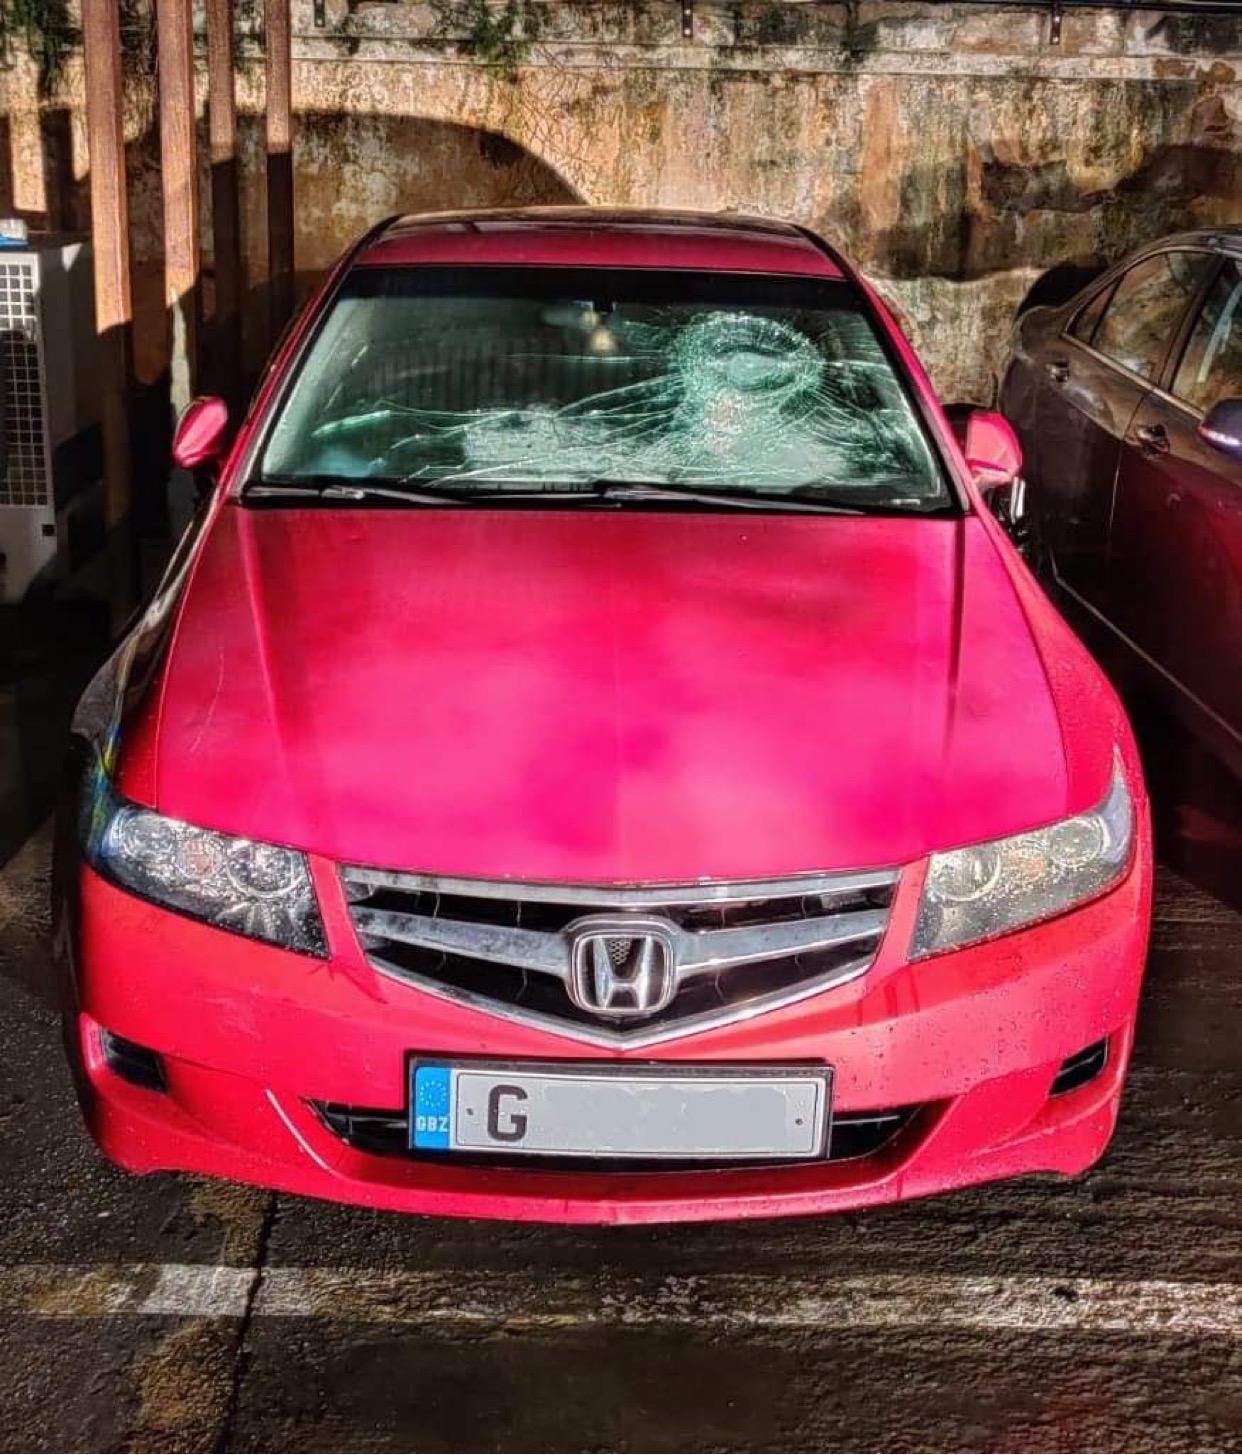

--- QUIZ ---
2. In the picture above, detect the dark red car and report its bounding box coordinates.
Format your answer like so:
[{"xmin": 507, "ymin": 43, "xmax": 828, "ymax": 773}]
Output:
[
  {"xmin": 1000, "ymin": 229, "xmax": 1242, "ymax": 779},
  {"xmin": 56, "ymin": 209, "xmax": 1151, "ymax": 1224}
]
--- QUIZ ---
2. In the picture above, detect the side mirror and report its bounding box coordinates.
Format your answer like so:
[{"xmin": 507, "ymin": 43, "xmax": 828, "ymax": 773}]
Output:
[
  {"xmin": 961, "ymin": 409, "xmax": 1023, "ymax": 491},
  {"xmin": 172, "ymin": 396, "xmax": 230, "ymax": 472},
  {"xmin": 1198, "ymin": 397, "xmax": 1242, "ymax": 460}
]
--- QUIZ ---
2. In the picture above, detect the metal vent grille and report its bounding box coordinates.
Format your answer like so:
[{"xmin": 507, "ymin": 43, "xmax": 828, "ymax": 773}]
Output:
[{"xmin": 0, "ymin": 256, "xmax": 50, "ymax": 507}]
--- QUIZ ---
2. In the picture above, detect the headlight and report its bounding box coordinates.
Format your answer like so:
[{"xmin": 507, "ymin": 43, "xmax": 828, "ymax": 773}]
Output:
[
  {"xmin": 912, "ymin": 762, "xmax": 1133, "ymax": 959},
  {"xmin": 79, "ymin": 754, "xmax": 326, "ymax": 956}
]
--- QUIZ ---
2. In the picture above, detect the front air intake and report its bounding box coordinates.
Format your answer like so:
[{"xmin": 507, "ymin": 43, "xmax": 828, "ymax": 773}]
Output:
[
  {"xmin": 308, "ymin": 1098, "xmax": 920, "ymax": 1169},
  {"xmin": 1050, "ymin": 1039, "xmax": 1109, "ymax": 1096},
  {"xmin": 99, "ymin": 1029, "xmax": 167, "ymax": 1092}
]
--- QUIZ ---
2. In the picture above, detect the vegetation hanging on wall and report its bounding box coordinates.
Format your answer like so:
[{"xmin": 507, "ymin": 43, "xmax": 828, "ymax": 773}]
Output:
[
  {"xmin": 429, "ymin": 0, "xmax": 544, "ymax": 78},
  {"xmin": 119, "ymin": 0, "xmax": 157, "ymax": 81},
  {"xmin": 0, "ymin": 0, "xmax": 77, "ymax": 98},
  {"xmin": 0, "ymin": 0, "xmax": 265, "ymax": 100}
]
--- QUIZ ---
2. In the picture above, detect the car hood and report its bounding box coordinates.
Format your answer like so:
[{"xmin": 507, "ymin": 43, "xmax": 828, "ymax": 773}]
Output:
[{"xmin": 139, "ymin": 503, "xmax": 1076, "ymax": 881}]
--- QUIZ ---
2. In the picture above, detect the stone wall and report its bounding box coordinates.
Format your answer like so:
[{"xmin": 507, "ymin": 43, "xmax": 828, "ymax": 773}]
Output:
[{"xmin": 3, "ymin": 1, "xmax": 1242, "ymax": 399}]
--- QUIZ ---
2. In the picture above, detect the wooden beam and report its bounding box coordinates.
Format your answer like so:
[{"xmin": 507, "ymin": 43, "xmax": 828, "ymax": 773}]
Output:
[
  {"xmin": 80, "ymin": 0, "xmax": 135, "ymax": 610},
  {"xmin": 206, "ymin": 0, "xmax": 243, "ymax": 403},
  {"xmin": 157, "ymin": 0, "xmax": 201, "ymax": 414},
  {"xmin": 265, "ymin": 0, "xmax": 294, "ymax": 343}
]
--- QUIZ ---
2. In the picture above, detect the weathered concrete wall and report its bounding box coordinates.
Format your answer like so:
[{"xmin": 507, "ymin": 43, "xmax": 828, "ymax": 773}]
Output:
[{"xmin": 3, "ymin": 2, "xmax": 1242, "ymax": 399}]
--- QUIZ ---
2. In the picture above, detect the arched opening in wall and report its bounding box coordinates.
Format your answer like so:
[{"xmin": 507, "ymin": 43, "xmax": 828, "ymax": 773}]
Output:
[{"xmin": 283, "ymin": 112, "xmax": 583, "ymax": 282}]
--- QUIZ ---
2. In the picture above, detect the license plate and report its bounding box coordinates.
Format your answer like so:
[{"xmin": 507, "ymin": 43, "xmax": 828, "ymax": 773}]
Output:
[{"xmin": 409, "ymin": 1061, "xmax": 832, "ymax": 1160}]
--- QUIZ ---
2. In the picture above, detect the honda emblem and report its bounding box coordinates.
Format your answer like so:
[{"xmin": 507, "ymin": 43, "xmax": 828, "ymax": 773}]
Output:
[{"xmin": 566, "ymin": 918, "xmax": 678, "ymax": 1019}]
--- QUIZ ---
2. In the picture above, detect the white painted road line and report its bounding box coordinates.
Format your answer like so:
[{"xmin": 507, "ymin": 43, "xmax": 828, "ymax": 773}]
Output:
[
  {"xmin": 1, "ymin": 1264, "xmax": 254, "ymax": 1318},
  {"xmin": 0, "ymin": 1266, "xmax": 1239, "ymax": 1335}
]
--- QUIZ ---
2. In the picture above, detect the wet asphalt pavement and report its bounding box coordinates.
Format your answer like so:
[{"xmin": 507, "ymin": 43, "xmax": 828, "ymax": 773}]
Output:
[{"xmin": 0, "ymin": 819, "xmax": 1239, "ymax": 1452}]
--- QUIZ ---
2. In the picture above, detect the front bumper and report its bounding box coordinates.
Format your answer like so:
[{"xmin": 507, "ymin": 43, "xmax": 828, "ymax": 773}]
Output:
[{"xmin": 65, "ymin": 840, "xmax": 1152, "ymax": 1225}]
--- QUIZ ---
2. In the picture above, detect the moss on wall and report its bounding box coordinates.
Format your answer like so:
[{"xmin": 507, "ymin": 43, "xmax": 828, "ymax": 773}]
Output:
[{"xmin": 0, "ymin": 0, "xmax": 76, "ymax": 98}]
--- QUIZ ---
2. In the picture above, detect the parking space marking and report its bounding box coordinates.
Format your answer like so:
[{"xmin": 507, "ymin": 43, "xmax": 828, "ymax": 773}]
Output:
[
  {"xmin": 0, "ymin": 1264, "xmax": 253, "ymax": 1318},
  {"xmin": 1, "ymin": 1265, "xmax": 1238, "ymax": 1335}
]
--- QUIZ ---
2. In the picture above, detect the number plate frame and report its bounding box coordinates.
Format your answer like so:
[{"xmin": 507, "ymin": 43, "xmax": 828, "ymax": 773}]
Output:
[{"xmin": 409, "ymin": 1059, "xmax": 833, "ymax": 1161}]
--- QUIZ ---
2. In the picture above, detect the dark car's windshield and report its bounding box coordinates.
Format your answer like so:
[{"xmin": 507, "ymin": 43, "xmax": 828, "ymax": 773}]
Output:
[{"xmin": 256, "ymin": 266, "xmax": 951, "ymax": 511}]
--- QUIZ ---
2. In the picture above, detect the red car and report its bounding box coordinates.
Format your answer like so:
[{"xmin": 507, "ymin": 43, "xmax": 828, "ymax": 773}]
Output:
[{"xmin": 56, "ymin": 209, "xmax": 1152, "ymax": 1224}]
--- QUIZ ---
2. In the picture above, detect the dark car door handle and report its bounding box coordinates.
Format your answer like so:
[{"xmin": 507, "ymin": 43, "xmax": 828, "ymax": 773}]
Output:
[
  {"xmin": 1135, "ymin": 423, "xmax": 1170, "ymax": 455},
  {"xmin": 1046, "ymin": 359, "xmax": 1070, "ymax": 384}
]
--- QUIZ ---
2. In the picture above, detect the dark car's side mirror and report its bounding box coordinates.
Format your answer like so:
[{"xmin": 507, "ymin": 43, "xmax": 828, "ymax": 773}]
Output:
[
  {"xmin": 961, "ymin": 409, "xmax": 1023, "ymax": 491},
  {"xmin": 1198, "ymin": 397, "xmax": 1242, "ymax": 460},
  {"xmin": 172, "ymin": 396, "xmax": 231, "ymax": 472}
]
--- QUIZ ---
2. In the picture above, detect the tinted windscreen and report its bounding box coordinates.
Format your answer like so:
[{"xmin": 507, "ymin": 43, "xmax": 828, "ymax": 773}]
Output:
[{"xmin": 259, "ymin": 266, "xmax": 949, "ymax": 509}]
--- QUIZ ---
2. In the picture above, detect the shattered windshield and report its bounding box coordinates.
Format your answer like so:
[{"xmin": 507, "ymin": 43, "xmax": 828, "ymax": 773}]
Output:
[{"xmin": 258, "ymin": 266, "xmax": 950, "ymax": 510}]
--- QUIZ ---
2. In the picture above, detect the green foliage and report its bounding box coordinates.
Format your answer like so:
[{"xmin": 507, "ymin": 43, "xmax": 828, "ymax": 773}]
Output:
[
  {"xmin": 119, "ymin": 0, "xmax": 157, "ymax": 81},
  {"xmin": 232, "ymin": 0, "xmax": 264, "ymax": 74},
  {"xmin": 0, "ymin": 0, "xmax": 263, "ymax": 99},
  {"xmin": 430, "ymin": 0, "xmax": 544, "ymax": 78},
  {"xmin": 0, "ymin": 0, "xmax": 78, "ymax": 98}
]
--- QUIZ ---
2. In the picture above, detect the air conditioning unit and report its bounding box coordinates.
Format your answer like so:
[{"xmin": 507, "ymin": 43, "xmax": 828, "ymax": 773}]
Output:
[{"xmin": 0, "ymin": 230, "xmax": 98, "ymax": 603}]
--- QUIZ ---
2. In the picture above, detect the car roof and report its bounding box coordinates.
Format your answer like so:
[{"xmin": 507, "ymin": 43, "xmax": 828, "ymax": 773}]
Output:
[
  {"xmin": 354, "ymin": 206, "xmax": 846, "ymax": 278},
  {"xmin": 1131, "ymin": 225, "xmax": 1242, "ymax": 257}
]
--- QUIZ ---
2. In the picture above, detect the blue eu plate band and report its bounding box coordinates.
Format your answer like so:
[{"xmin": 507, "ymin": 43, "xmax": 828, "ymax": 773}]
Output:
[{"xmin": 411, "ymin": 1064, "xmax": 453, "ymax": 1149}]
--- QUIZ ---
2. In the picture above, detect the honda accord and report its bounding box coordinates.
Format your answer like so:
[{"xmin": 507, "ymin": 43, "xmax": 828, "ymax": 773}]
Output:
[{"xmin": 56, "ymin": 208, "xmax": 1152, "ymax": 1223}]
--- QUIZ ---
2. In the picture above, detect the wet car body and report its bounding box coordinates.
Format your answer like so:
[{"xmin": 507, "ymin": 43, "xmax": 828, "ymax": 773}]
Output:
[
  {"xmin": 56, "ymin": 209, "xmax": 1151, "ymax": 1223},
  {"xmin": 1000, "ymin": 227, "xmax": 1242, "ymax": 780}
]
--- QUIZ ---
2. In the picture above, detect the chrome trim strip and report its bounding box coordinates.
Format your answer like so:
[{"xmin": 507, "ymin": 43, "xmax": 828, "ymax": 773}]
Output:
[
  {"xmin": 660, "ymin": 908, "xmax": 886, "ymax": 975},
  {"xmin": 349, "ymin": 904, "xmax": 887, "ymax": 979},
  {"xmin": 365, "ymin": 947, "xmax": 878, "ymax": 1051},
  {"xmin": 341, "ymin": 866, "xmax": 898, "ymax": 907},
  {"xmin": 265, "ymin": 1090, "xmax": 336, "ymax": 1174},
  {"xmin": 1140, "ymin": 379, "xmax": 1204, "ymax": 422},
  {"xmin": 351, "ymin": 908, "xmax": 569, "ymax": 979},
  {"xmin": 1062, "ymin": 332, "xmax": 1159, "ymax": 393}
]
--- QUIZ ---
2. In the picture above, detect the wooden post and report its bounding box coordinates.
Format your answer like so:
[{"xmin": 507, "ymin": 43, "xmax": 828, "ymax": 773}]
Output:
[
  {"xmin": 81, "ymin": 0, "xmax": 135, "ymax": 612},
  {"xmin": 265, "ymin": 0, "xmax": 294, "ymax": 343},
  {"xmin": 157, "ymin": 0, "xmax": 201, "ymax": 416},
  {"xmin": 206, "ymin": 0, "xmax": 243, "ymax": 403}
]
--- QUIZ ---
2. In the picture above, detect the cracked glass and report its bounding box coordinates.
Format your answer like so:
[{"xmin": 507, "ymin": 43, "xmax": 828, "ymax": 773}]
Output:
[{"xmin": 259, "ymin": 266, "xmax": 949, "ymax": 511}]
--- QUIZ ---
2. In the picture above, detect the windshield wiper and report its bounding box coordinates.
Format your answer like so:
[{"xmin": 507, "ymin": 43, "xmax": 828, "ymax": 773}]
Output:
[
  {"xmin": 249, "ymin": 479, "xmax": 615, "ymax": 507},
  {"xmin": 786, "ymin": 476, "xmax": 943, "ymax": 515},
  {"xmin": 587, "ymin": 482, "xmax": 867, "ymax": 515},
  {"xmin": 246, "ymin": 481, "xmax": 478, "ymax": 507},
  {"xmin": 246, "ymin": 478, "xmax": 877, "ymax": 515}
]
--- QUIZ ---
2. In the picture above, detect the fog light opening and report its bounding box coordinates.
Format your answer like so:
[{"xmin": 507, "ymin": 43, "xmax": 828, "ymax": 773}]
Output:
[
  {"xmin": 1050, "ymin": 1038, "xmax": 1109, "ymax": 1097},
  {"xmin": 99, "ymin": 1028, "xmax": 167, "ymax": 1093}
]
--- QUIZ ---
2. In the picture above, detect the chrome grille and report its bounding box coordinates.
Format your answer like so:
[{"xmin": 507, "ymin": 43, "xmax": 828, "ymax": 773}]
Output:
[{"xmin": 341, "ymin": 868, "xmax": 898, "ymax": 1048}]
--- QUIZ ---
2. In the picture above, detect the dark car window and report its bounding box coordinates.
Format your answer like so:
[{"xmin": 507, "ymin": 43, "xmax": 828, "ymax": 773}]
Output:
[
  {"xmin": 1172, "ymin": 259, "xmax": 1242, "ymax": 414},
  {"xmin": 1069, "ymin": 285, "xmax": 1111, "ymax": 345},
  {"xmin": 1091, "ymin": 250, "xmax": 1215, "ymax": 381},
  {"xmin": 256, "ymin": 266, "xmax": 951, "ymax": 512}
]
